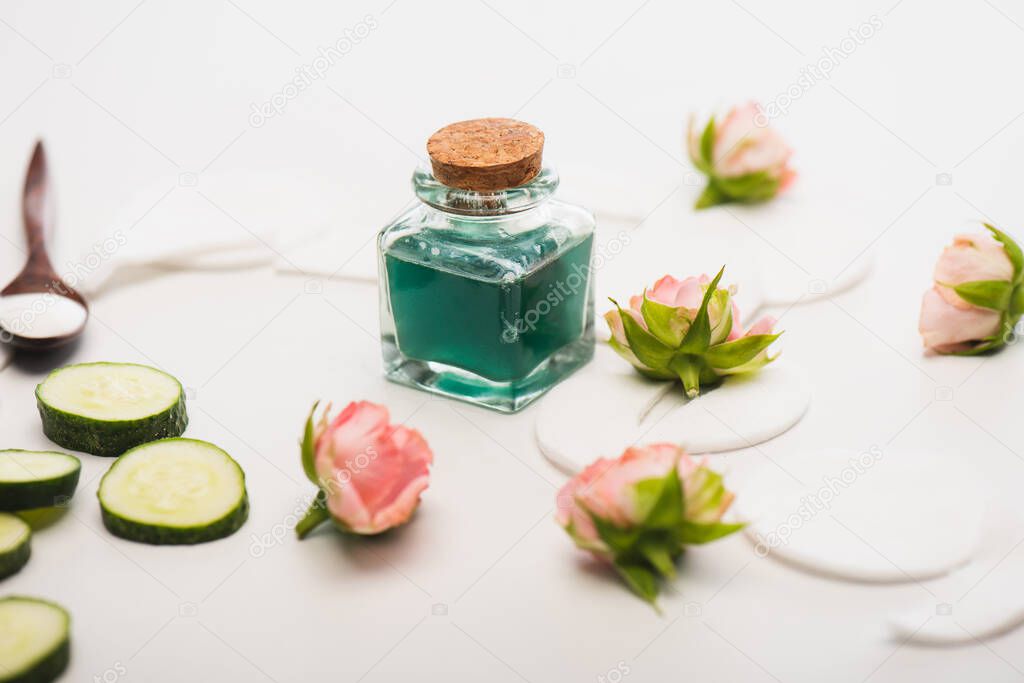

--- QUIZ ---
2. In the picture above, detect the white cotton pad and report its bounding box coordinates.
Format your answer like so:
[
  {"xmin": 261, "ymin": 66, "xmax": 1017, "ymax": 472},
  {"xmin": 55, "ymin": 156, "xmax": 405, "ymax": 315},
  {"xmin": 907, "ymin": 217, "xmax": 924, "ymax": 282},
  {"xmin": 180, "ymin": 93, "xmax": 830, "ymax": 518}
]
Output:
[
  {"xmin": 889, "ymin": 597, "xmax": 1024, "ymax": 646},
  {"xmin": 742, "ymin": 253, "xmax": 874, "ymax": 320},
  {"xmin": 718, "ymin": 187, "xmax": 876, "ymax": 303},
  {"xmin": 534, "ymin": 345, "xmax": 810, "ymax": 474},
  {"xmin": 736, "ymin": 448, "xmax": 987, "ymax": 583},
  {"xmin": 885, "ymin": 515, "xmax": 1024, "ymax": 645}
]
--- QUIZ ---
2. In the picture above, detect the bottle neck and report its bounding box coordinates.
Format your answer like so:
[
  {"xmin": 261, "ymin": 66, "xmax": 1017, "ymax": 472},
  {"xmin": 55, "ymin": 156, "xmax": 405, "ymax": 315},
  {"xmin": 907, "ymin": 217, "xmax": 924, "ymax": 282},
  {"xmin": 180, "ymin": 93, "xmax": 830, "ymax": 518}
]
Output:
[{"xmin": 412, "ymin": 165, "xmax": 559, "ymax": 218}]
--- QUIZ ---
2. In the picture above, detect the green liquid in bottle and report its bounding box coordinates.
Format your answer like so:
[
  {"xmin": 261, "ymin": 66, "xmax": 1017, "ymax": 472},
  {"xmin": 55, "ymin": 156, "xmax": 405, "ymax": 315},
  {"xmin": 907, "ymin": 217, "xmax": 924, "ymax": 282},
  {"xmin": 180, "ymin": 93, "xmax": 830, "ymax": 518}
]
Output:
[{"xmin": 385, "ymin": 233, "xmax": 593, "ymax": 382}]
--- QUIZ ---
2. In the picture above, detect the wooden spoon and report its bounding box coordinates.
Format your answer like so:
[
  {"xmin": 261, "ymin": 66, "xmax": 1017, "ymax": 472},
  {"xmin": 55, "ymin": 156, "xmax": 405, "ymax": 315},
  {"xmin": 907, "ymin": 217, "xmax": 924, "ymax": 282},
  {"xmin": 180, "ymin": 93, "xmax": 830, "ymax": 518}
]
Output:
[{"xmin": 0, "ymin": 141, "xmax": 89, "ymax": 351}]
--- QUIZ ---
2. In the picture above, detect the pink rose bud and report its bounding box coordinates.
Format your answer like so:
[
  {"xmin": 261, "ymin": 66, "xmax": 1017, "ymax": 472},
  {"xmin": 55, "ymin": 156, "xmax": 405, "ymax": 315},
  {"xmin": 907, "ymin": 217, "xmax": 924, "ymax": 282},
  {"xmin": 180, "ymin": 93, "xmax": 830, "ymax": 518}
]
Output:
[
  {"xmin": 556, "ymin": 443, "xmax": 741, "ymax": 604},
  {"xmin": 604, "ymin": 267, "xmax": 780, "ymax": 397},
  {"xmin": 687, "ymin": 102, "xmax": 796, "ymax": 209},
  {"xmin": 297, "ymin": 401, "xmax": 433, "ymax": 537},
  {"xmin": 919, "ymin": 225, "xmax": 1023, "ymax": 355}
]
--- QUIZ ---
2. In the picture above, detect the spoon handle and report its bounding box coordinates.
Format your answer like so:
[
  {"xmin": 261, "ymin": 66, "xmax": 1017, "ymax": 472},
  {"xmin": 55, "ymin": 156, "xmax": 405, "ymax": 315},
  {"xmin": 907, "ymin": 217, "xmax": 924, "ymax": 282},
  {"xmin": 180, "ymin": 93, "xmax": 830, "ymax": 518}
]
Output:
[{"xmin": 22, "ymin": 140, "xmax": 53, "ymax": 272}]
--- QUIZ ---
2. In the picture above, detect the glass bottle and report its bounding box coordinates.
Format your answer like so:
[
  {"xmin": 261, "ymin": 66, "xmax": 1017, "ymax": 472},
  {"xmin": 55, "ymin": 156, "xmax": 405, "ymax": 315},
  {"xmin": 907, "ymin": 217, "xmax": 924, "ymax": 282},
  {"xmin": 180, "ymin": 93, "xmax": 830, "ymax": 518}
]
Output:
[{"xmin": 377, "ymin": 119, "xmax": 595, "ymax": 413}]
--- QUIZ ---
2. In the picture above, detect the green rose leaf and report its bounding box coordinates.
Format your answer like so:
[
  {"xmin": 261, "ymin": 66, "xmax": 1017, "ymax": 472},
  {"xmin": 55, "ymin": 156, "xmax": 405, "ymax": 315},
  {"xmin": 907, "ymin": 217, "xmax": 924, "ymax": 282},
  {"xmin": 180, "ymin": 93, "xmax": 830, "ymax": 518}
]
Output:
[
  {"xmin": 700, "ymin": 118, "xmax": 715, "ymax": 169},
  {"xmin": 678, "ymin": 267, "xmax": 725, "ymax": 354},
  {"xmin": 715, "ymin": 171, "xmax": 779, "ymax": 203},
  {"xmin": 590, "ymin": 512, "xmax": 640, "ymax": 555},
  {"xmin": 715, "ymin": 351, "xmax": 778, "ymax": 376},
  {"xmin": 633, "ymin": 364, "xmax": 679, "ymax": 381},
  {"xmin": 956, "ymin": 345, "xmax": 1000, "ymax": 356},
  {"xmin": 1011, "ymin": 285, "xmax": 1024, "ymax": 319},
  {"xmin": 641, "ymin": 295, "xmax": 690, "ymax": 348},
  {"xmin": 614, "ymin": 300, "xmax": 676, "ymax": 367},
  {"xmin": 608, "ymin": 337, "xmax": 676, "ymax": 379},
  {"xmin": 695, "ymin": 182, "xmax": 728, "ymax": 210},
  {"xmin": 677, "ymin": 520, "xmax": 745, "ymax": 545},
  {"xmin": 986, "ymin": 223, "xmax": 1024, "ymax": 282},
  {"xmin": 681, "ymin": 467, "xmax": 728, "ymax": 524},
  {"xmin": 613, "ymin": 559, "xmax": 660, "ymax": 605},
  {"xmin": 951, "ymin": 279, "xmax": 1013, "ymax": 311},
  {"xmin": 637, "ymin": 535, "xmax": 677, "ymax": 579},
  {"xmin": 612, "ymin": 299, "xmax": 676, "ymax": 371},
  {"xmin": 952, "ymin": 340, "xmax": 1004, "ymax": 356},
  {"xmin": 633, "ymin": 468, "xmax": 684, "ymax": 529},
  {"xmin": 704, "ymin": 333, "xmax": 781, "ymax": 370},
  {"xmin": 708, "ymin": 289, "xmax": 735, "ymax": 344},
  {"xmin": 300, "ymin": 400, "xmax": 321, "ymax": 485}
]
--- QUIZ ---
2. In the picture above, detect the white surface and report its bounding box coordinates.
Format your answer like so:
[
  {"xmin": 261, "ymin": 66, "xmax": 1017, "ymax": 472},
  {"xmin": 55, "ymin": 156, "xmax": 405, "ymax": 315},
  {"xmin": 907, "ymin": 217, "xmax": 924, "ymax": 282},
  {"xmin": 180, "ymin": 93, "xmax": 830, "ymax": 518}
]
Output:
[
  {"xmin": 736, "ymin": 448, "xmax": 987, "ymax": 582},
  {"xmin": 536, "ymin": 346, "xmax": 811, "ymax": 474},
  {"xmin": 2, "ymin": 1, "xmax": 1024, "ymax": 682}
]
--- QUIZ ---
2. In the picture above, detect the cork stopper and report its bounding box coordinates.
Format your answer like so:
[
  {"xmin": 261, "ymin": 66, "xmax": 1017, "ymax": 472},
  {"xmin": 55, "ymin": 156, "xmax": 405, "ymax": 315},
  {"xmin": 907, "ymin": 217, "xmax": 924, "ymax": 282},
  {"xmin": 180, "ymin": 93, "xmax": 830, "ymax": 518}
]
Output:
[{"xmin": 427, "ymin": 118, "xmax": 544, "ymax": 192}]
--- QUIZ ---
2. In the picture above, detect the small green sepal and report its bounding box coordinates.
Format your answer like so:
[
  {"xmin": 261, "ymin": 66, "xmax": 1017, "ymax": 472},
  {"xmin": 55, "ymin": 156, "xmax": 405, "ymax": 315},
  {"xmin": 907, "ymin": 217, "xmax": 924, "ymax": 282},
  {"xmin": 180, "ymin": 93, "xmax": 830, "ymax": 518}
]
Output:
[{"xmin": 300, "ymin": 400, "xmax": 321, "ymax": 485}]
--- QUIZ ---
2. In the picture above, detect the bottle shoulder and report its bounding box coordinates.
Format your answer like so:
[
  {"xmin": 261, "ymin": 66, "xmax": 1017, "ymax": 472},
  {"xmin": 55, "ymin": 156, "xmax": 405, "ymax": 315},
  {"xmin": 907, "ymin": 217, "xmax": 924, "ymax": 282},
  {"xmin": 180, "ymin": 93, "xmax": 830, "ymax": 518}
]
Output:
[{"xmin": 379, "ymin": 201, "xmax": 595, "ymax": 282}]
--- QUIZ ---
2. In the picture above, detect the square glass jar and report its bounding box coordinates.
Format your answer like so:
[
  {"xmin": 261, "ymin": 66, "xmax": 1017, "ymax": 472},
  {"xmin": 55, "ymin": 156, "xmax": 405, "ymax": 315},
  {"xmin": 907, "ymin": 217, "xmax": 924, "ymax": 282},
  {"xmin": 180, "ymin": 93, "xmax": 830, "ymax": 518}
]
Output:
[{"xmin": 378, "ymin": 166, "xmax": 595, "ymax": 412}]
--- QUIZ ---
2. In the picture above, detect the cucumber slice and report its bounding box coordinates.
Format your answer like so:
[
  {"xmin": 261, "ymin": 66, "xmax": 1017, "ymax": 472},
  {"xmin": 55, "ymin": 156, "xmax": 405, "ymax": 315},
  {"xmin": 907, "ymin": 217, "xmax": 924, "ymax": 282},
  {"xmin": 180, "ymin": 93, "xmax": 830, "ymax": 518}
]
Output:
[
  {"xmin": 36, "ymin": 362, "xmax": 188, "ymax": 457},
  {"xmin": 0, "ymin": 514, "xmax": 31, "ymax": 580},
  {"xmin": 98, "ymin": 438, "xmax": 248, "ymax": 545},
  {"xmin": 0, "ymin": 597, "xmax": 70, "ymax": 683},
  {"xmin": 0, "ymin": 450, "xmax": 81, "ymax": 512}
]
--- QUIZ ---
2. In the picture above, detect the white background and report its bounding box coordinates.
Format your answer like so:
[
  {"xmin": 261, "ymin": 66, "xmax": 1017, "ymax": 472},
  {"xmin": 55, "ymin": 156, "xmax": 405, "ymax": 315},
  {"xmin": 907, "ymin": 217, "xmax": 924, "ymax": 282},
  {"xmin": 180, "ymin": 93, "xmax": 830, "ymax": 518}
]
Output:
[{"xmin": 2, "ymin": 1, "xmax": 1024, "ymax": 681}]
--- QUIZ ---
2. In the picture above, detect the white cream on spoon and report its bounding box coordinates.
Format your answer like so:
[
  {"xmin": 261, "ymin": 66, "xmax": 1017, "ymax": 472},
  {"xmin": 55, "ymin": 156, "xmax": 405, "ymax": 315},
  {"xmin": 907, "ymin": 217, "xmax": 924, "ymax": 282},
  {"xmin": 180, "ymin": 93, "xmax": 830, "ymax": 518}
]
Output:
[{"xmin": 0, "ymin": 292, "xmax": 88, "ymax": 340}]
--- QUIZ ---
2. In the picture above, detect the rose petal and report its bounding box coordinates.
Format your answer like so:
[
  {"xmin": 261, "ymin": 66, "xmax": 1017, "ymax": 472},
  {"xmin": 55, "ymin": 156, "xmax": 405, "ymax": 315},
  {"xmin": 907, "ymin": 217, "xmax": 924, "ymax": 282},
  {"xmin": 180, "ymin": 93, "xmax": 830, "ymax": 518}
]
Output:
[
  {"xmin": 328, "ymin": 401, "xmax": 390, "ymax": 462},
  {"xmin": 919, "ymin": 286, "xmax": 1001, "ymax": 351},
  {"xmin": 649, "ymin": 275, "xmax": 708, "ymax": 310},
  {"xmin": 316, "ymin": 402, "xmax": 433, "ymax": 534},
  {"xmin": 327, "ymin": 475, "xmax": 371, "ymax": 532},
  {"xmin": 744, "ymin": 316, "xmax": 776, "ymax": 337},
  {"xmin": 558, "ymin": 458, "xmax": 615, "ymax": 547},
  {"xmin": 726, "ymin": 300, "xmax": 744, "ymax": 341},
  {"xmin": 710, "ymin": 102, "xmax": 794, "ymax": 183},
  {"xmin": 577, "ymin": 444, "xmax": 679, "ymax": 526},
  {"xmin": 604, "ymin": 309, "xmax": 629, "ymax": 347},
  {"xmin": 369, "ymin": 474, "xmax": 430, "ymax": 532},
  {"xmin": 934, "ymin": 232, "xmax": 1014, "ymax": 309},
  {"xmin": 648, "ymin": 275, "xmax": 686, "ymax": 306}
]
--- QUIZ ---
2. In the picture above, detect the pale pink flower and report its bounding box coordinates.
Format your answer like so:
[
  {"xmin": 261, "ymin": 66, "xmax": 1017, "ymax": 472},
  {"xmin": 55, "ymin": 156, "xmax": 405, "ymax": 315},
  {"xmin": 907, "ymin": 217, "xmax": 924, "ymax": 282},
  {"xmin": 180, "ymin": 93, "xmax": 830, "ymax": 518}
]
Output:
[
  {"xmin": 604, "ymin": 273, "xmax": 776, "ymax": 373},
  {"xmin": 313, "ymin": 401, "xmax": 433, "ymax": 534},
  {"xmin": 919, "ymin": 232, "xmax": 1014, "ymax": 353},
  {"xmin": 687, "ymin": 102, "xmax": 796, "ymax": 209},
  {"xmin": 556, "ymin": 443, "xmax": 735, "ymax": 554},
  {"xmin": 919, "ymin": 287, "xmax": 1001, "ymax": 354},
  {"xmin": 710, "ymin": 102, "xmax": 796, "ymax": 186}
]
